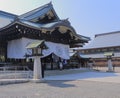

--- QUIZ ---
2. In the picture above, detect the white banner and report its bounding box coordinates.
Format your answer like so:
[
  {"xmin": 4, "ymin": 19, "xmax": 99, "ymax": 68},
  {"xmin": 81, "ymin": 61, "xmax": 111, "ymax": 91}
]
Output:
[{"xmin": 7, "ymin": 37, "xmax": 70, "ymax": 59}]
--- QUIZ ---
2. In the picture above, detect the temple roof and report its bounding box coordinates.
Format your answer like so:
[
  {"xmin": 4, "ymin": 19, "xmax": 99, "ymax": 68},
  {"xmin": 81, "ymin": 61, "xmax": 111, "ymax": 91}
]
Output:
[
  {"xmin": 77, "ymin": 34, "xmax": 90, "ymax": 42},
  {"xmin": 0, "ymin": 19, "xmax": 76, "ymax": 33},
  {"xmin": 0, "ymin": 3, "xmax": 90, "ymax": 47},
  {"xmin": 19, "ymin": 2, "xmax": 59, "ymax": 21},
  {"xmin": 0, "ymin": 10, "xmax": 17, "ymax": 18},
  {"xmin": 0, "ymin": 10, "xmax": 17, "ymax": 28},
  {"xmin": 20, "ymin": 19, "xmax": 71, "ymax": 30},
  {"xmin": 0, "ymin": 19, "xmax": 86, "ymax": 45},
  {"xmin": 82, "ymin": 31, "xmax": 120, "ymax": 49}
]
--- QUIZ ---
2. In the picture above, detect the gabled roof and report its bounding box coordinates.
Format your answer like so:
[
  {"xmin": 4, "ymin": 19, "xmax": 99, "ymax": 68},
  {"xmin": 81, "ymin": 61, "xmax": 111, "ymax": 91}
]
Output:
[
  {"xmin": 0, "ymin": 3, "xmax": 90, "ymax": 47},
  {"xmin": 0, "ymin": 10, "xmax": 17, "ymax": 18},
  {"xmin": 19, "ymin": 2, "xmax": 59, "ymax": 21},
  {"xmin": 82, "ymin": 31, "xmax": 120, "ymax": 49},
  {"xmin": 0, "ymin": 19, "xmax": 76, "ymax": 32},
  {"xmin": 0, "ymin": 10, "xmax": 17, "ymax": 28}
]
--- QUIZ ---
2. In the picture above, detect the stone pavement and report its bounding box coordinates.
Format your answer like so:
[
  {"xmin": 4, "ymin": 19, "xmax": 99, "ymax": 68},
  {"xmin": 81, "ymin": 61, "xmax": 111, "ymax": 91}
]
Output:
[
  {"xmin": 0, "ymin": 79, "xmax": 29, "ymax": 85},
  {"xmin": 0, "ymin": 68, "xmax": 90, "ymax": 85},
  {"xmin": 0, "ymin": 70, "xmax": 120, "ymax": 98},
  {"xmin": 0, "ymin": 80, "xmax": 120, "ymax": 98},
  {"xmin": 45, "ymin": 71, "xmax": 120, "ymax": 83},
  {"xmin": 44, "ymin": 68, "xmax": 90, "ymax": 76}
]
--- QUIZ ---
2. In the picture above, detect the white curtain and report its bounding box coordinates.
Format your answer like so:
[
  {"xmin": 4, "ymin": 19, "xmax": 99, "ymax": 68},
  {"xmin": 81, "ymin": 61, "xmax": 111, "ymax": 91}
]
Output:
[{"xmin": 7, "ymin": 37, "xmax": 70, "ymax": 59}]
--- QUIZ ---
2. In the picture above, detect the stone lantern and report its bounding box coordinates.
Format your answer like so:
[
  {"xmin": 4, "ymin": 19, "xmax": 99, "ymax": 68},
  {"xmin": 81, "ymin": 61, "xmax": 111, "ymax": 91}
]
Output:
[
  {"xmin": 104, "ymin": 52, "xmax": 114, "ymax": 72},
  {"xmin": 26, "ymin": 40, "xmax": 47, "ymax": 82}
]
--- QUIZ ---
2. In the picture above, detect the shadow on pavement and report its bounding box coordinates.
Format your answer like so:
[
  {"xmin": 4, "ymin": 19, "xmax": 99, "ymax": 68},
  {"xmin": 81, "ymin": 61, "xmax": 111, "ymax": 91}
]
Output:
[{"xmin": 46, "ymin": 80, "xmax": 76, "ymax": 88}]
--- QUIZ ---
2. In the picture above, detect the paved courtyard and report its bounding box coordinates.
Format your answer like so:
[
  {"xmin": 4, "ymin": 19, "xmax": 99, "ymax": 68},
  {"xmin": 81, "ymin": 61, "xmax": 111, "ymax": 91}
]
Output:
[{"xmin": 0, "ymin": 71, "xmax": 120, "ymax": 98}]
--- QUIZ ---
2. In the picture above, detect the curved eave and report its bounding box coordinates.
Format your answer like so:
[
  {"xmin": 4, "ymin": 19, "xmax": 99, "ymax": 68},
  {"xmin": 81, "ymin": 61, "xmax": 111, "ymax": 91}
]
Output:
[
  {"xmin": 0, "ymin": 10, "xmax": 17, "ymax": 18},
  {"xmin": 0, "ymin": 20, "xmax": 16, "ymax": 31},
  {"xmin": 77, "ymin": 34, "xmax": 90, "ymax": 42},
  {"xmin": 0, "ymin": 19, "xmax": 89, "ymax": 46},
  {"xmin": 0, "ymin": 20, "xmax": 42, "ymax": 32},
  {"xmin": 0, "ymin": 20, "xmax": 77, "ymax": 35},
  {"xmin": 41, "ymin": 20, "xmax": 76, "ymax": 33},
  {"xmin": 80, "ymin": 36, "xmax": 90, "ymax": 42}
]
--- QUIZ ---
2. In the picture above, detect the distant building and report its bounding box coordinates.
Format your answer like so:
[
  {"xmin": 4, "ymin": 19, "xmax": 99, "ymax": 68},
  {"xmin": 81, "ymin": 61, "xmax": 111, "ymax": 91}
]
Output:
[{"xmin": 78, "ymin": 31, "xmax": 120, "ymax": 67}]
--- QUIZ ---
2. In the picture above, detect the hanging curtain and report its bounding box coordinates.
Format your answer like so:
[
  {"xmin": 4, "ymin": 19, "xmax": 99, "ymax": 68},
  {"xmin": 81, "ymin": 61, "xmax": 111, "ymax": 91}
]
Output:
[{"xmin": 7, "ymin": 37, "xmax": 70, "ymax": 59}]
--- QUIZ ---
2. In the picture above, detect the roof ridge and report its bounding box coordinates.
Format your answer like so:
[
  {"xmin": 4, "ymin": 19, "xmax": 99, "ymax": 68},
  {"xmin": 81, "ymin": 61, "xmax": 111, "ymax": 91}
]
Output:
[
  {"xmin": 95, "ymin": 31, "xmax": 120, "ymax": 38},
  {"xmin": 19, "ymin": 2, "xmax": 52, "ymax": 19},
  {"xmin": 0, "ymin": 10, "xmax": 17, "ymax": 17}
]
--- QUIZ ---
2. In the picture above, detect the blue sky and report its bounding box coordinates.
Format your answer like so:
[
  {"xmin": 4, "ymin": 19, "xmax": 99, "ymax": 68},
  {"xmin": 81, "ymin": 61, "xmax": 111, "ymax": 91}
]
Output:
[{"xmin": 0, "ymin": 0, "xmax": 120, "ymax": 39}]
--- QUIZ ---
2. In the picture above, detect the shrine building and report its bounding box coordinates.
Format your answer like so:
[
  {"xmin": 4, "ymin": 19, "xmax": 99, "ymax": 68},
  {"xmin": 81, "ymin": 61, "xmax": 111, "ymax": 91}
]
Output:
[{"xmin": 0, "ymin": 2, "xmax": 90, "ymax": 69}]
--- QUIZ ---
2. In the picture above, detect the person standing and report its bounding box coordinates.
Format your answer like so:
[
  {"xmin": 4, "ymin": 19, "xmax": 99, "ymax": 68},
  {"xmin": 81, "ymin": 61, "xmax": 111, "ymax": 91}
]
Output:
[{"xmin": 59, "ymin": 58, "xmax": 63, "ymax": 70}]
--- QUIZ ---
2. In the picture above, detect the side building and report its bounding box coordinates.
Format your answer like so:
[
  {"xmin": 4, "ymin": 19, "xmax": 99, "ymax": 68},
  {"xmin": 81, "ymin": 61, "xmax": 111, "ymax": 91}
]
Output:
[{"xmin": 78, "ymin": 31, "xmax": 120, "ymax": 67}]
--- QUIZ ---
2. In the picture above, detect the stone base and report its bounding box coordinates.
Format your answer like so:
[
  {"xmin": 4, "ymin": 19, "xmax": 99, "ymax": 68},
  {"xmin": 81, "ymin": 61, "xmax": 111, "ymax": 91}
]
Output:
[{"xmin": 30, "ymin": 79, "xmax": 45, "ymax": 83}]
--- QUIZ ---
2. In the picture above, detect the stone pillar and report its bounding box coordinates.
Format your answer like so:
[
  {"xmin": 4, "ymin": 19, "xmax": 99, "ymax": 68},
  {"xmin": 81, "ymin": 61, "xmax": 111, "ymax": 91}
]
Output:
[
  {"xmin": 107, "ymin": 59, "xmax": 113, "ymax": 72},
  {"xmin": 33, "ymin": 56, "xmax": 43, "ymax": 82}
]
